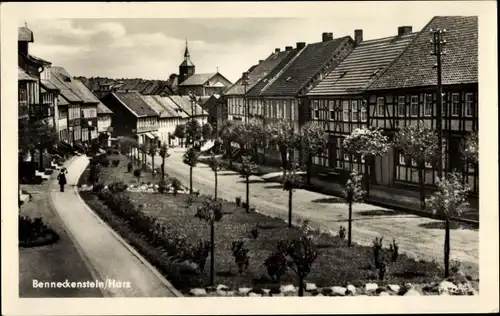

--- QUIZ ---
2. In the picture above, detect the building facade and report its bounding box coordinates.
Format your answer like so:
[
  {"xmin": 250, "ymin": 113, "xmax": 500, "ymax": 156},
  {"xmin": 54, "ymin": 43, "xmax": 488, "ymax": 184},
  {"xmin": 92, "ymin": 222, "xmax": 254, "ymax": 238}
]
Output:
[{"xmin": 141, "ymin": 95, "xmax": 184, "ymax": 147}]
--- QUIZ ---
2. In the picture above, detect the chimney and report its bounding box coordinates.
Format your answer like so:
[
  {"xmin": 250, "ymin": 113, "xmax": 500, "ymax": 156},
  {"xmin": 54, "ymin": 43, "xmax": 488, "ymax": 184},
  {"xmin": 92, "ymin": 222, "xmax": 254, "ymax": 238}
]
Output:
[
  {"xmin": 275, "ymin": 48, "xmax": 281, "ymax": 53},
  {"xmin": 296, "ymin": 42, "xmax": 306, "ymax": 50},
  {"xmin": 354, "ymin": 29, "xmax": 363, "ymax": 44},
  {"xmin": 322, "ymin": 32, "xmax": 333, "ymax": 42},
  {"xmin": 397, "ymin": 26, "xmax": 413, "ymax": 36},
  {"xmin": 285, "ymin": 46, "xmax": 293, "ymax": 51},
  {"xmin": 259, "ymin": 60, "xmax": 264, "ymax": 64}
]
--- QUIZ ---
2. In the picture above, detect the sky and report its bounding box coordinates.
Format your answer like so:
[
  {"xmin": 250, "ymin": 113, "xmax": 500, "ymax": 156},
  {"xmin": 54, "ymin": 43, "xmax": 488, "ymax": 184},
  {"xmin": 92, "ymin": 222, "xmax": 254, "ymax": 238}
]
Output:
[{"xmin": 23, "ymin": 7, "xmax": 479, "ymax": 83}]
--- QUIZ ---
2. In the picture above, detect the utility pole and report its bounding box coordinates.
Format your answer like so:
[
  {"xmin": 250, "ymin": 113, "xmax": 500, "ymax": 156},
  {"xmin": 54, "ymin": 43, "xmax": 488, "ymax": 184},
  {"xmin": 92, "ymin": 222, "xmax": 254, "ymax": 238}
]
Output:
[
  {"xmin": 430, "ymin": 27, "xmax": 447, "ymax": 179},
  {"xmin": 242, "ymin": 72, "xmax": 249, "ymax": 125}
]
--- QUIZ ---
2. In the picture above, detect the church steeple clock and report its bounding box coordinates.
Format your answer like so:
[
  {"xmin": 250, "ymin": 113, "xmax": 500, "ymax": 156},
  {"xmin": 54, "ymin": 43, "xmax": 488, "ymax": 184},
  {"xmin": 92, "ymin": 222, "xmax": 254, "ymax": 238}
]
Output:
[{"xmin": 178, "ymin": 40, "xmax": 195, "ymax": 85}]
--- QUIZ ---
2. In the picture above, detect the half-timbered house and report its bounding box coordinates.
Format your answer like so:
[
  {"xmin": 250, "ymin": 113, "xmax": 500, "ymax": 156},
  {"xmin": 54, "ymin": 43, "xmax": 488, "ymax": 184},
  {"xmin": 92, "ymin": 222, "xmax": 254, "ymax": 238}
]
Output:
[
  {"xmin": 366, "ymin": 16, "xmax": 478, "ymax": 193},
  {"xmin": 306, "ymin": 27, "xmax": 417, "ymax": 178}
]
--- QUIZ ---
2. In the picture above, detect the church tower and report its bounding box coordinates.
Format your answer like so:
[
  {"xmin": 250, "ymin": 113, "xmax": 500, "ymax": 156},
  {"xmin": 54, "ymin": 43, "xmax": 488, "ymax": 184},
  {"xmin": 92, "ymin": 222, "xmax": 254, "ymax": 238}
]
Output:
[{"xmin": 178, "ymin": 40, "xmax": 195, "ymax": 85}]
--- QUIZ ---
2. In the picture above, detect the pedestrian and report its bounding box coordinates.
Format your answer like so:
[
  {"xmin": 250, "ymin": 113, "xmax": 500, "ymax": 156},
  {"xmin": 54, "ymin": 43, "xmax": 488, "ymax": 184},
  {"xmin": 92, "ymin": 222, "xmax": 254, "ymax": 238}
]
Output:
[{"xmin": 57, "ymin": 168, "xmax": 68, "ymax": 192}]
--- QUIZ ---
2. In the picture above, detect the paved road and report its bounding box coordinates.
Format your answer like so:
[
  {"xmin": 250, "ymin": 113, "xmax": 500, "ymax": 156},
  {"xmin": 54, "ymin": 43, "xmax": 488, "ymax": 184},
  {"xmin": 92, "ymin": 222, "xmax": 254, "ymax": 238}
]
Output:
[
  {"xmin": 144, "ymin": 148, "xmax": 478, "ymax": 272},
  {"xmin": 49, "ymin": 155, "xmax": 180, "ymax": 297}
]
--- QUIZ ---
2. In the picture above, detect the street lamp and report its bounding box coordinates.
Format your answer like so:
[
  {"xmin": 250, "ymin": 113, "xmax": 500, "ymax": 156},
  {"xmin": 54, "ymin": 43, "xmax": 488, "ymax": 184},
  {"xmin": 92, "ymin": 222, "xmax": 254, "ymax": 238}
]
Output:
[
  {"xmin": 88, "ymin": 120, "xmax": 94, "ymax": 147},
  {"xmin": 241, "ymin": 71, "xmax": 249, "ymax": 124},
  {"xmin": 429, "ymin": 27, "xmax": 447, "ymax": 179},
  {"xmin": 188, "ymin": 91, "xmax": 198, "ymax": 148}
]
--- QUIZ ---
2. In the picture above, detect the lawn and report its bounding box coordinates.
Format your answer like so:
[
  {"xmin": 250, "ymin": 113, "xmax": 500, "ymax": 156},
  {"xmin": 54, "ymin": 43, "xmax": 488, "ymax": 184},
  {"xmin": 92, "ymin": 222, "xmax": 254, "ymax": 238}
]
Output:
[{"xmin": 78, "ymin": 154, "xmax": 454, "ymax": 294}]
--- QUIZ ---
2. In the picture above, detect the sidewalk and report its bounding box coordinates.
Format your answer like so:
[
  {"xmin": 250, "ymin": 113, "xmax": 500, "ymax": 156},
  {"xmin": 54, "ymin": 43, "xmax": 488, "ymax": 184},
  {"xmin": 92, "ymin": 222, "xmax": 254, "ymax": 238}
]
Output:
[
  {"xmin": 19, "ymin": 156, "xmax": 102, "ymax": 297},
  {"xmin": 49, "ymin": 155, "xmax": 180, "ymax": 297}
]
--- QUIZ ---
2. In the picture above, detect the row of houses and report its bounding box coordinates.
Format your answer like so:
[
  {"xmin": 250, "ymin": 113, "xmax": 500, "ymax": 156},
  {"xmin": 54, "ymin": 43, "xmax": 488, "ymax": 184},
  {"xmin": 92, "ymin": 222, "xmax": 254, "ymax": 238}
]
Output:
[
  {"xmin": 224, "ymin": 16, "xmax": 478, "ymax": 194},
  {"xmin": 18, "ymin": 26, "xmax": 114, "ymax": 166}
]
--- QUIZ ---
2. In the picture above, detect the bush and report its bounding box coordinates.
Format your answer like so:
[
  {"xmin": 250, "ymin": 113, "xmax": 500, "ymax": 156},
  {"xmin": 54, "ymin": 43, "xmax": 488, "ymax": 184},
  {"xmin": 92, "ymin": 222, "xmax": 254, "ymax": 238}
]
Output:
[
  {"xmin": 113, "ymin": 150, "xmax": 120, "ymax": 155},
  {"xmin": 372, "ymin": 236, "xmax": 384, "ymax": 269},
  {"xmin": 92, "ymin": 182, "xmax": 105, "ymax": 193},
  {"xmin": 133, "ymin": 169, "xmax": 142, "ymax": 181},
  {"xmin": 99, "ymin": 156, "xmax": 110, "ymax": 167},
  {"xmin": 19, "ymin": 215, "xmax": 59, "ymax": 246},
  {"xmin": 112, "ymin": 159, "xmax": 120, "ymax": 167},
  {"xmin": 264, "ymin": 252, "xmax": 287, "ymax": 282},
  {"xmin": 339, "ymin": 225, "xmax": 346, "ymax": 241},
  {"xmin": 170, "ymin": 177, "xmax": 182, "ymax": 195},
  {"xmin": 389, "ymin": 238, "xmax": 399, "ymax": 263},
  {"xmin": 158, "ymin": 179, "xmax": 170, "ymax": 194},
  {"xmin": 235, "ymin": 196, "xmax": 242, "ymax": 206},
  {"xmin": 231, "ymin": 240, "xmax": 250, "ymax": 274},
  {"xmin": 108, "ymin": 180, "xmax": 128, "ymax": 194},
  {"xmin": 187, "ymin": 240, "xmax": 210, "ymax": 273},
  {"xmin": 107, "ymin": 149, "xmax": 113, "ymax": 155},
  {"xmin": 127, "ymin": 162, "xmax": 133, "ymax": 173}
]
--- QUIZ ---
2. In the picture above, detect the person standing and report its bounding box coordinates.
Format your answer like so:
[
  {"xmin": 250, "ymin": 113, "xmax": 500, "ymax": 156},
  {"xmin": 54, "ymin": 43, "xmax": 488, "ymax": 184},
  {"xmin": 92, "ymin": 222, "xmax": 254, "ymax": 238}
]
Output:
[{"xmin": 57, "ymin": 168, "xmax": 68, "ymax": 192}]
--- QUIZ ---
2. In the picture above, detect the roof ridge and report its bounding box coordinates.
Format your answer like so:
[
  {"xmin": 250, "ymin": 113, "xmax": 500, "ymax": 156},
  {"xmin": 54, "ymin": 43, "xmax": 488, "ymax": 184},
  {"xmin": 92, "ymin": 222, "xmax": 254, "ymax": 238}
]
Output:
[{"xmin": 260, "ymin": 47, "xmax": 306, "ymax": 94}]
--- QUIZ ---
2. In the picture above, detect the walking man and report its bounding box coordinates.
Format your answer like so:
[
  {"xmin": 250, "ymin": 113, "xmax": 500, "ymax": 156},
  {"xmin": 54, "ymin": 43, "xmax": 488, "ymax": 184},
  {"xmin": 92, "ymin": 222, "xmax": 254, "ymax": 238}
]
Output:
[{"xmin": 57, "ymin": 168, "xmax": 68, "ymax": 192}]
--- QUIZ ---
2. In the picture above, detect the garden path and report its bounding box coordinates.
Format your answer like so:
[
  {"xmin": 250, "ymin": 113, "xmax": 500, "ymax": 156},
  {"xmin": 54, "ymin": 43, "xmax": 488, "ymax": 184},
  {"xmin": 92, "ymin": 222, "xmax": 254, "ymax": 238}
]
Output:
[{"xmin": 49, "ymin": 155, "xmax": 180, "ymax": 297}]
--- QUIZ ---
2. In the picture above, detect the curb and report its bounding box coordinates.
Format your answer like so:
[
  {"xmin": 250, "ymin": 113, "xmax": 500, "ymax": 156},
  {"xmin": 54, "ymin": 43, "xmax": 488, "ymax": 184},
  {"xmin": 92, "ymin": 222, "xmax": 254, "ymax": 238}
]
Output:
[{"xmin": 74, "ymin": 156, "xmax": 183, "ymax": 297}]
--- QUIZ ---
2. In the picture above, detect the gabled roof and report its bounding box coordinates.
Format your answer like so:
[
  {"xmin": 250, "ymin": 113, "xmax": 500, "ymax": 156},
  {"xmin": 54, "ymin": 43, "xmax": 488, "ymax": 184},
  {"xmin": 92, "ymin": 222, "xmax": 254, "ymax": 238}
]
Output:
[
  {"xmin": 18, "ymin": 67, "xmax": 37, "ymax": 81},
  {"xmin": 41, "ymin": 79, "xmax": 59, "ymax": 91},
  {"xmin": 246, "ymin": 49, "xmax": 300, "ymax": 98},
  {"xmin": 159, "ymin": 96, "xmax": 189, "ymax": 118},
  {"xmin": 225, "ymin": 50, "xmax": 294, "ymax": 96},
  {"xmin": 112, "ymin": 91, "xmax": 158, "ymax": 118},
  {"xmin": 73, "ymin": 80, "xmax": 111, "ymax": 114},
  {"xmin": 49, "ymin": 67, "xmax": 83, "ymax": 103},
  {"xmin": 18, "ymin": 27, "xmax": 34, "ymax": 42},
  {"xmin": 76, "ymin": 77, "xmax": 173, "ymax": 95},
  {"xmin": 168, "ymin": 95, "xmax": 208, "ymax": 117},
  {"xmin": 308, "ymin": 33, "xmax": 417, "ymax": 96},
  {"xmin": 58, "ymin": 95, "xmax": 69, "ymax": 106},
  {"xmin": 141, "ymin": 95, "xmax": 181, "ymax": 118},
  {"xmin": 178, "ymin": 73, "xmax": 217, "ymax": 86},
  {"xmin": 261, "ymin": 37, "xmax": 353, "ymax": 97},
  {"xmin": 368, "ymin": 16, "xmax": 478, "ymax": 90}
]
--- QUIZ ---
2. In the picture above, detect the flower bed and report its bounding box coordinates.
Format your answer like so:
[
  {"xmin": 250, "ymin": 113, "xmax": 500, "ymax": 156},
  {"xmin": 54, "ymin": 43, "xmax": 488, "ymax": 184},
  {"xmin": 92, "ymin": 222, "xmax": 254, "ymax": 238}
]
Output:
[{"xmin": 19, "ymin": 215, "xmax": 60, "ymax": 248}]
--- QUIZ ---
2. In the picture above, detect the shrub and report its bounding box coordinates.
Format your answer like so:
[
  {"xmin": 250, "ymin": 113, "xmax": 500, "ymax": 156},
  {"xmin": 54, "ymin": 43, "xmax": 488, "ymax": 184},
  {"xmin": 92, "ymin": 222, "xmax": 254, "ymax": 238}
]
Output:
[
  {"xmin": 188, "ymin": 240, "xmax": 211, "ymax": 273},
  {"xmin": 108, "ymin": 180, "xmax": 128, "ymax": 194},
  {"xmin": 88, "ymin": 163, "xmax": 102, "ymax": 185},
  {"xmin": 106, "ymin": 149, "xmax": 113, "ymax": 155},
  {"xmin": 450, "ymin": 259, "xmax": 462, "ymax": 274},
  {"xmin": 389, "ymin": 238, "xmax": 399, "ymax": 263},
  {"xmin": 112, "ymin": 159, "xmax": 120, "ymax": 167},
  {"xmin": 249, "ymin": 224, "xmax": 259, "ymax": 239},
  {"xmin": 113, "ymin": 150, "xmax": 120, "ymax": 155},
  {"xmin": 158, "ymin": 179, "xmax": 169, "ymax": 194},
  {"xmin": 372, "ymin": 236, "xmax": 384, "ymax": 269},
  {"xmin": 264, "ymin": 252, "xmax": 288, "ymax": 282},
  {"xmin": 185, "ymin": 195, "xmax": 194, "ymax": 208},
  {"xmin": 170, "ymin": 177, "xmax": 182, "ymax": 195},
  {"xmin": 19, "ymin": 215, "xmax": 58, "ymax": 245},
  {"xmin": 339, "ymin": 225, "xmax": 346, "ymax": 241},
  {"xmin": 133, "ymin": 169, "xmax": 142, "ymax": 182},
  {"xmin": 99, "ymin": 156, "xmax": 110, "ymax": 167},
  {"xmin": 231, "ymin": 240, "xmax": 250, "ymax": 274},
  {"xmin": 235, "ymin": 196, "xmax": 242, "ymax": 206},
  {"xmin": 378, "ymin": 260, "xmax": 387, "ymax": 281},
  {"xmin": 127, "ymin": 162, "xmax": 133, "ymax": 173},
  {"xmin": 92, "ymin": 182, "xmax": 105, "ymax": 193}
]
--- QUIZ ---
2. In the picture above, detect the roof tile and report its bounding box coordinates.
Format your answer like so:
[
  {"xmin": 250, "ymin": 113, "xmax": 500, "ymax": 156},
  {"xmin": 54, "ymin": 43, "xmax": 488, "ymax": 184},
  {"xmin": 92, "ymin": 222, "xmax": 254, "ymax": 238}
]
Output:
[
  {"xmin": 178, "ymin": 73, "xmax": 216, "ymax": 86},
  {"xmin": 112, "ymin": 91, "xmax": 158, "ymax": 117},
  {"xmin": 368, "ymin": 16, "xmax": 478, "ymax": 90}
]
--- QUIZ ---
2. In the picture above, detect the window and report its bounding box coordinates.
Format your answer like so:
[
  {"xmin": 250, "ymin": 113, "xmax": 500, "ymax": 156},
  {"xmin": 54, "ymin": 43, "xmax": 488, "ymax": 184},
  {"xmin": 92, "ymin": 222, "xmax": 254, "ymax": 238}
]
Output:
[
  {"xmin": 410, "ymin": 95, "xmax": 419, "ymax": 117},
  {"xmin": 397, "ymin": 96, "xmax": 405, "ymax": 117},
  {"xmin": 330, "ymin": 109, "xmax": 335, "ymax": 120},
  {"xmin": 343, "ymin": 153, "xmax": 350, "ymax": 161},
  {"xmin": 425, "ymin": 160, "xmax": 432, "ymax": 168},
  {"xmin": 399, "ymin": 153, "xmax": 406, "ymax": 165},
  {"xmin": 465, "ymin": 93, "xmax": 473, "ymax": 117},
  {"xmin": 351, "ymin": 100, "xmax": 359, "ymax": 121},
  {"xmin": 377, "ymin": 97, "xmax": 385, "ymax": 116},
  {"xmin": 361, "ymin": 101, "xmax": 367, "ymax": 122},
  {"xmin": 313, "ymin": 109, "xmax": 319, "ymax": 119},
  {"xmin": 360, "ymin": 155, "xmax": 365, "ymax": 163},
  {"xmin": 291, "ymin": 101, "xmax": 295, "ymax": 119},
  {"xmin": 451, "ymin": 93, "xmax": 460, "ymax": 116},
  {"xmin": 411, "ymin": 159, "xmax": 417, "ymax": 167},
  {"xmin": 424, "ymin": 94, "xmax": 433, "ymax": 116},
  {"xmin": 342, "ymin": 100, "xmax": 349, "ymax": 121}
]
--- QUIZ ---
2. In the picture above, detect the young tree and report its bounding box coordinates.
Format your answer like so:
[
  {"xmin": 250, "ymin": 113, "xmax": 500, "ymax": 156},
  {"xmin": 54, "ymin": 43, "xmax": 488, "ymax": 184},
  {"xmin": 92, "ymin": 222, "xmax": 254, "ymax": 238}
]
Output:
[
  {"xmin": 300, "ymin": 121, "xmax": 327, "ymax": 185},
  {"xmin": 425, "ymin": 172, "xmax": 471, "ymax": 277},
  {"xmin": 276, "ymin": 236, "xmax": 318, "ymax": 297},
  {"xmin": 393, "ymin": 124, "xmax": 439, "ymax": 209},
  {"xmin": 220, "ymin": 120, "xmax": 238, "ymax": 167},
  {"xmin": 208, "ymin": 154, "xmax": 223, "ymax": 200},
  {"xmin": 139, "ymin": 143, "xmax": 149, "ymax": 170},
  {"xmin": 183, "ymin": 147, "xmax": 199, "ymax": 194},
  {"xmin": 195, "ymin": 197, "xmax": 224, "ymax": 286},
  {"xmin": 461, "ymin": 131, "xmax": 478, "ymax": 164},
  {"xmin": 88, "ymin": 161, "xmax": 102, "ymax": 185},
  {"xmin": 148, "ymin": 142, "xmax": 158, "ymax": 177},
  {"xmin": 185, "ymin": 119, "xmax": 202, "ymax": 147},
  {"xmin": 202, "ymin": 122, "xmax": 214, "ymax": 144},
  {"xmin": 343, "ymin": 171, "xmax": 365, "ymax": 247},
  {"xmin": 282, "ymin": 163, "xmax": 302, "ymax": 228},
  {"xmin": 266, "ymin": 121, "xmax": 300, "ymax": 171},
  {"xmin": 239, "ymin": 155, "xmax": 258, "ymax": 213},
  {"xmin": 174, "ymin": 124, "xmax": 186, "ymax": 148},
  {"xmin": 158, "ymin": 142, "xmax": 170, "ymax": 180},
  {"xmin": 247, "ymin": 120, "xmax": 266, "ymax": 162},
  {"xmin": 343, "ymin": 127, "xmax": 389, "ymax": 196},
  {"xmin": 118, "ymin": 136, "xmax": 136, "ymax": 160}
]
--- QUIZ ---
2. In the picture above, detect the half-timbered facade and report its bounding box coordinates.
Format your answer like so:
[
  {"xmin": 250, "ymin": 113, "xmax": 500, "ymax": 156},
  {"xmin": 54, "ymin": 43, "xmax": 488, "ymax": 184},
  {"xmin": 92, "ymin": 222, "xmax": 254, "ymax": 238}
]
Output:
[
  {"xmin": 306, "ymin": 27, "xmax": 417, "ymax": 177},
  {"xmin": 366, "ymin": 16, "xmax": 478, "ymax": 193},
  {"xmin": 18, "ymin": 67, "xmax": 38, "ymax": 121}
]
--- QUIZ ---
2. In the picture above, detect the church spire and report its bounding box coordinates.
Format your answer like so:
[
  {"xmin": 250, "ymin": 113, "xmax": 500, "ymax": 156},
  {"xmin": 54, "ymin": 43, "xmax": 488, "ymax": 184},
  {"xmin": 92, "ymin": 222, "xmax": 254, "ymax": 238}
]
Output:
[{"xmin": 184, "ymin": 39, "xmax": 190, "ymax": 58}]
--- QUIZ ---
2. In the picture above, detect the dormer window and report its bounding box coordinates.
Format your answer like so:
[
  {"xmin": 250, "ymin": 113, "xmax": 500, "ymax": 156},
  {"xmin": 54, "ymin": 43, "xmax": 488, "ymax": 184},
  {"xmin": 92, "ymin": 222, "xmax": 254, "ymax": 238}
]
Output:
[{"xmin": 286, "ymin": 76, "xmax": 292, "ymax": 82}]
